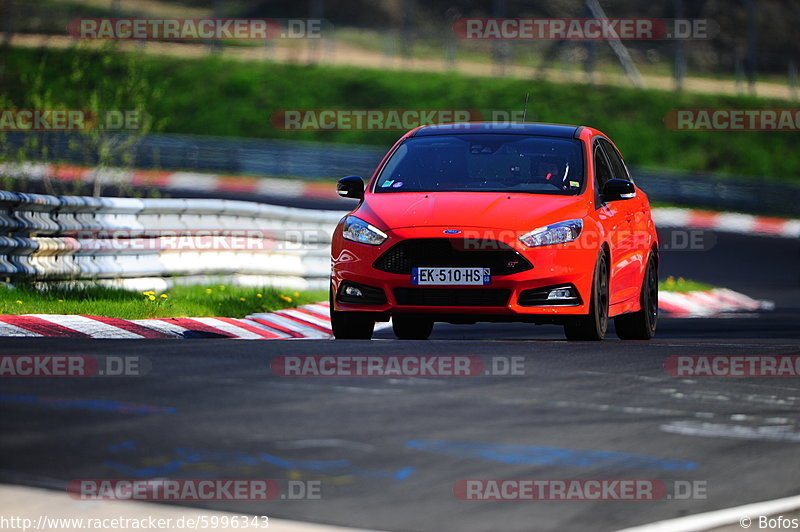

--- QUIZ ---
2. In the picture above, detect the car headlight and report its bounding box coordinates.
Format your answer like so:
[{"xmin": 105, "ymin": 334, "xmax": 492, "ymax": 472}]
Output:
[
  {"xmin": 342, "ymin": 216, "xmax": 388, "ymax": 245},
  {"xmin": 519, "ymin": 219, "xmax": 583, "ymax": 247}
]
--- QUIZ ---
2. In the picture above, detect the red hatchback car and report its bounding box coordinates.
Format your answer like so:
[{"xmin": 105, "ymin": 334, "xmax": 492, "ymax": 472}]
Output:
[{"xmin": 330, "ymin": 123, "xmax": 659, "ymax": 341}]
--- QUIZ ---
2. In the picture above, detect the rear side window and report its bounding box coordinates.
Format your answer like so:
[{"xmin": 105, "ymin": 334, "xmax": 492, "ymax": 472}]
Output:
[
  {"xmin": 598, "ymin": 138, "xmax": 631, "ymax": 182},
  {"xmin": 593, "ymin": 144, "xmax": 613, "ymax": 191}
]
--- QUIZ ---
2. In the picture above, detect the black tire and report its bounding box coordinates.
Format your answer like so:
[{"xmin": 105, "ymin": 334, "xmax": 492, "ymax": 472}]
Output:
[
  {"xmin": 392, "ymin": 315, "xmax": 434, "ymax": 340},
  {"xmin": 330, "ymin": 287, "xmax": 374, "ymax": 339},
  {"xmin": 615, "ymin": 254, "xmax": 658, "ymax": 340},
  {"xmin": 564, "ymin": 252, "xmax": 609, "ymax": 341}
]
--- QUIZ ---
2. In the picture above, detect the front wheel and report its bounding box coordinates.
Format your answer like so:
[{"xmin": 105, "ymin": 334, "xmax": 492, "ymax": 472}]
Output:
[
  {"xmin": 564, "ymin": 252, "xmax": 609, "ymax": 341},
  {"xmin": 330, "ymin": 287, "xmax": 374, "ymax": 339},
  {"xmin": 615, "ymin": 254, "xmax": 658, "ymax": 340},
  {"xmin": 392, "ymin": 315, "xmax": 434, "ymax": 340}
]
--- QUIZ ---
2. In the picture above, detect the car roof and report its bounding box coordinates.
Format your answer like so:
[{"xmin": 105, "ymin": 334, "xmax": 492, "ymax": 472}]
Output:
[{"xmin": 411, "ymin": 122, "xmax": 583, "ymax": 138}]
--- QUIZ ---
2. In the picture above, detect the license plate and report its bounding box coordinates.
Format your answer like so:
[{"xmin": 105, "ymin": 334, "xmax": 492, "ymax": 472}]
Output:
[{"xmin": 412, "ymin": 267, "xmax": 491, "ymax": 286}]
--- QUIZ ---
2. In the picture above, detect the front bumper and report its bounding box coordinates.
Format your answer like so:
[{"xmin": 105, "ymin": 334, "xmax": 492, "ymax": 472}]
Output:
[{"xmin": 331, "ymin": 226, "xmax": 598, "ymax": 322}]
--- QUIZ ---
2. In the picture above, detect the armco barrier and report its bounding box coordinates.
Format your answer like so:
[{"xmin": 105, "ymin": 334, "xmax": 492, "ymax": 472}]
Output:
[
  {"xmin": 0, "ymin": 190, "xmax": 347, "ymax": 291},
  {"xmin": 5, "ymin": 131, "xmax": 800, "ymax": 216},
  {"xmin": 2, "ymin": 188, "xmax": 798, "ymax": 292}
]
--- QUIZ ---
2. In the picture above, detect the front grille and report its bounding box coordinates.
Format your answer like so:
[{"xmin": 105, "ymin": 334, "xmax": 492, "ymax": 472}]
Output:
[
  {"xmin": 394, "ymin": 288, "xmax": 511, "ymax": 307},
  {"xmin": 374, "ymin": 238, "xmax": 531, "ymax": 276}
]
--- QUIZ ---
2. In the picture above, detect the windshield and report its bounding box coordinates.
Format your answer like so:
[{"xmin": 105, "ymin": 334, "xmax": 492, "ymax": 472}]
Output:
[{"xmin": 374, "ymin": 134, "xmax": 584, "ymax": 194}]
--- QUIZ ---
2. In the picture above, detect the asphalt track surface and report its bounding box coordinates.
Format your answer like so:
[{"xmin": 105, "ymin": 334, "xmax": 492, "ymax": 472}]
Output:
[{"xmin": 1, "ymin": 229, "xmax": 799, "ymax": 532}]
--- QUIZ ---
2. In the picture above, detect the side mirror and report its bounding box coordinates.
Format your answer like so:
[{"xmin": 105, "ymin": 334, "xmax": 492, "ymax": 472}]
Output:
[
  {"xmin": 602, "ymin": 179, "xmax": 636, "ymax": 202},
  {"xmin": 337, "ymin": 176, "xmax": 365, "ymax": 200}
]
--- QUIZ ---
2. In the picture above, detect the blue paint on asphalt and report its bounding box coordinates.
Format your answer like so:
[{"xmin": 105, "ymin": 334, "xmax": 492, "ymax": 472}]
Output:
[
  {"xmin": 0, "ymin": 394, "xmax": 176, "ymax": 415},
  {"xmin": 104, "ymin": 443, "xmax": 416, "ymax": 480},
  {"xmin": 406, "ymin": 439, "xmax": 697, "ymax": 471}
]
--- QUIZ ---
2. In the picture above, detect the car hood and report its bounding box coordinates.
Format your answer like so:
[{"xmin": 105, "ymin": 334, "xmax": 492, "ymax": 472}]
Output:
[{"xmin": 355, "ymin": 192, "xmax": 590, "ymax": 231}]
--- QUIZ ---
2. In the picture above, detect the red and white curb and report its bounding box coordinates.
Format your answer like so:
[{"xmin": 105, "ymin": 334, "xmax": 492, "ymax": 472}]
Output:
[
  {"xmin": 652, "ymin": 207, "xmax": 800, "ymax": 238},
  {"xmin": 0, "ymin": 302, "xmax": 339, "ymax": 339},
  {"xmin": 658, "ymin": 288, "xmax": 774, "ymax": 318},
  {"xmin": 3, "ymin": 162, "xmax": 800, "ymax": 238},
  {"xmin": 0, "ymin": 288, "xmax": 775, "ymax": 338}
]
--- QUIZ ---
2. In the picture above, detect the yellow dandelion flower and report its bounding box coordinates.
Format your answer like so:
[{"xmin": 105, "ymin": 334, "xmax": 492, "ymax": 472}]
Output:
[
  {"xmin": 205, "ymin": 288, "xmax": 213, "ymax": 294},
  {"xmin": 58, "ymin": 299, "xmax": 64, "ymax": 303},
  {"xmin": 293, "ymin": 291, "xmax": 300, "ymax": 297},
  {"xmin": 15, "ymin": 300, "xmax": 22, "ymax": 304},
  {"xmin": 239, "ymin": 297, "xmax": 246, "ymax": 302},
  {"xmin": 160, "ymin": 294, "xmax": 168, "ymax": 299},
  {"xmin": 256, "ymin": 293, "xmax": 263, "ymax": 298},
  {"xmin": 219, "ymin": 285, "xmax": 226, "ymax": 290},
  {"xmin": 279, "ymin": 295, "xmax": 292, "ymax": 303},
  {"xmin": 148, "ymin": 295, "xmax": 156, "ymax": 301}
]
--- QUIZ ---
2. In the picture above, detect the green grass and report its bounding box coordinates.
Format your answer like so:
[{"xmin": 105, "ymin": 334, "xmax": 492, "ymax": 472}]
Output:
[
  {"xmin": 1, "ymin": 46, "xmax": 798, "ymax": 181},
  {"xmin": 659, "ymin": 276, "xmax": 714, "ymax": 293},
  {"xmin": 0, "ymin": 283, "xmax": 326, "ymax": 319},
  {"xmin": 0, "ymin": 278, "xmax": 722, "ymax": 317}
]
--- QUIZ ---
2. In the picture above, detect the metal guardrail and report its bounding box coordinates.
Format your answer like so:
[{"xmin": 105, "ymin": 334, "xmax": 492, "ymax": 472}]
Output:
[
  {"xmin": 634, "ymin": 169, "xmax": 800, "ymax": 218},
  {"xmin": 5, "ymin": 131, "xmax": 800, "ymax": 216},
  {"xmin": 3, "ymin": 132, "xmax": 385, "ymax": 180},
  {"xmin": 1, "ymin": 188, "xmax": 796, "ymax": 294},
  {"xmin": 0, "ymin": 190, "xmax": 346, "ymax": 291}
]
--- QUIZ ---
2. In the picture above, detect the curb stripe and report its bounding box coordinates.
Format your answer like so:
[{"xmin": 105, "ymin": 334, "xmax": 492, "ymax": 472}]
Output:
[
  {"xmin": 289, "ymin": 308, "xmax": 334, "ymax": 329},
  {"xmin": 247, "ymin": 317, "xmax": 307, "ymax": 338},
  {"xmin": 130, "ymin": 319, "xmax": 189, "ymax": 338},
  {"xmin": 189, "ymin": 318, "xmax": 266, "ymax": 339},
  {"xmin": 0, "ymin": 320, "xmax": 42, "ymax": 337},
  {"xmin": 156, "ymin": 318, "xmax": 237, "ymax": 338},
  {"xmin": 214, "ymin": 317, "xmax": 285, "ymax": 339},
  {"xmin": 192, "ymin": 317, "xmax": 275, "ymax": 339},
  {"xmin": 275, "ymin": 310, "xmax": 332, "ymax": 333},
  {"xmin": 0, "ymin": 316, "xmax": 91, "ymax": 338},
  {"xmin": 87, "ymin": 316, "xmax": 174, "ymax": 339},
  {"xmin": 658, "ymin": 289, "xmax": 772, "ymax": 317},
  {"xmin": 302, "ymin": 303, "xmax": 333, "ymax": 319},
  {"xmin": 242, "ymin": 316, "xmax": 294, "ymax": 340},
  {"xmin": 248, "ymin": 312, "xmax": 329, "ymax": 337},
  {"xmin": 31, "ymin": 315, "xmax": 144, "ymax": 339}
]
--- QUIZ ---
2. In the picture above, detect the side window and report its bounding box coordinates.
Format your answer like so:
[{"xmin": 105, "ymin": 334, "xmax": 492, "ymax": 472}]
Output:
[
  {"xmin": 599, "ymin": 138, "xmax": 631, "ymax": 182},
  {"xmin": 593, "ymin": 144, "xmax": 613, "ymax": 192}
]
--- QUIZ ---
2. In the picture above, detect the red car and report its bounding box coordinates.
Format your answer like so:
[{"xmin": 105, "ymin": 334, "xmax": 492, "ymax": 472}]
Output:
[{"xmin": 330, "ymin": 123, "xmax": 658, "ymax": 341}]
